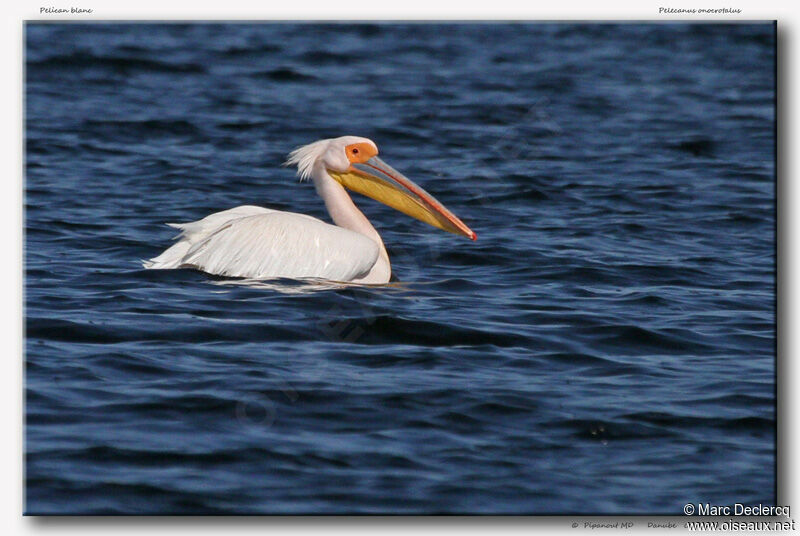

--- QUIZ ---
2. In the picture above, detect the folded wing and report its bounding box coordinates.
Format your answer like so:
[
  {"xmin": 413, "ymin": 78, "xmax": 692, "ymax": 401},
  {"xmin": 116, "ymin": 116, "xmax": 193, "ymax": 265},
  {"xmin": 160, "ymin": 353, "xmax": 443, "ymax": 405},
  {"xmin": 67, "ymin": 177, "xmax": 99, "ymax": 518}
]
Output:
[{"xmin": 143, "ymin": 206, "xmax": 380, "ymax": 281}]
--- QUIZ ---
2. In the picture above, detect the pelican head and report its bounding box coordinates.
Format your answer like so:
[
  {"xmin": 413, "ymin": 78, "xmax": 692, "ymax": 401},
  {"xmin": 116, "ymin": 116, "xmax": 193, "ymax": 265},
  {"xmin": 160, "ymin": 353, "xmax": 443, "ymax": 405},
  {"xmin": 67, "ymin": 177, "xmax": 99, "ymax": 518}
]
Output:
[{"xmin": 285, "ymin": 136, "xmax": 476, "ymax": 240}]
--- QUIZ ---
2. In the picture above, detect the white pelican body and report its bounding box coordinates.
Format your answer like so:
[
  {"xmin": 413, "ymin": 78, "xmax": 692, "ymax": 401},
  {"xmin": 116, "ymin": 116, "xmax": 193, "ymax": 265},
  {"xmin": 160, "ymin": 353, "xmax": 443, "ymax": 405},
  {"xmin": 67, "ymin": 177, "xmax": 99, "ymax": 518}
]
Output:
[{"xmin": 144, "ymin": 136, "xmax": 475, "ymax": 284}]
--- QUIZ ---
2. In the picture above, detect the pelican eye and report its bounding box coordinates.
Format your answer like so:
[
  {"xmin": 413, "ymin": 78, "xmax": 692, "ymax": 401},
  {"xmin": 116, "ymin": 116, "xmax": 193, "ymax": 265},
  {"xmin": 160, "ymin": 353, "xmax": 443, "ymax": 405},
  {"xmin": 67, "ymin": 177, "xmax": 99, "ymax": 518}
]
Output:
[{"xmin": 352, "ymin": 148, "xmax": 359, "ymax": 155}]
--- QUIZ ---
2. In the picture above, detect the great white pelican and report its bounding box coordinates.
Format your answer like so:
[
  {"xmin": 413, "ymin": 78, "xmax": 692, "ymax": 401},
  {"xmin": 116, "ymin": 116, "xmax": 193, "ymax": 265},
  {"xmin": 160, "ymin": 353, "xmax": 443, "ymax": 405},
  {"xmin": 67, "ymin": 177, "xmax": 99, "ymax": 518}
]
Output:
[{"xmin": 143, "ymin": 136, "xmax": 475, "ymax": 284}]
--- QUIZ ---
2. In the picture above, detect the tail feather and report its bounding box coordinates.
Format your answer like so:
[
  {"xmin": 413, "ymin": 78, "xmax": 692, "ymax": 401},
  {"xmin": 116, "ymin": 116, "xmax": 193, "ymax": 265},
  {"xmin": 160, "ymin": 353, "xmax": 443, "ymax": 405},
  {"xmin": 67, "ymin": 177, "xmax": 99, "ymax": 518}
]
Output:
[
  {"xmin": 142, "ymin": 240, "xmax": 192, "ymax": 269},
  {"xmin": 143, "ymin": 206, "xmax": 274, "ymax": 271}
]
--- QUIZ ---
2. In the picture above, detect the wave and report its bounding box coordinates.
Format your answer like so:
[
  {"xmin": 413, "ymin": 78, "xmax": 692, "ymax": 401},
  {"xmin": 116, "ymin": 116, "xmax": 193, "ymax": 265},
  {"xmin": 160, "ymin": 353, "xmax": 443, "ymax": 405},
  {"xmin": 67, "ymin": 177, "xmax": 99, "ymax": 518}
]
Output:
[{"xmin": 27, "ymin": 52, "xmax": 206, "ymax": 74}]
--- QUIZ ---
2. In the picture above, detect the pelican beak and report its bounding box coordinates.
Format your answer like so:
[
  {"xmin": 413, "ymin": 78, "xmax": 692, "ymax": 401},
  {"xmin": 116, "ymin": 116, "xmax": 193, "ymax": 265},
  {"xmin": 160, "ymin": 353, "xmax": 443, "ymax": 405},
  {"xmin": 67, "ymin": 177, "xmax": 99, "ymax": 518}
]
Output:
[{"xmin": 327, "ymin": 156, "xmax": 477, "ymax": 240}]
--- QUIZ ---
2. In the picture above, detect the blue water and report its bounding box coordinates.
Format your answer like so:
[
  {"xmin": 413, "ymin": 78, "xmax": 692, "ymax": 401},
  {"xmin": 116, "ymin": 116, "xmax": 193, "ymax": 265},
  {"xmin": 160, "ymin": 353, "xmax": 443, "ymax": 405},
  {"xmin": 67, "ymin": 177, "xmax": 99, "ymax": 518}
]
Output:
[{"xmin": 25, "ymin": 23, "xmax": 776, "ymax": 514}]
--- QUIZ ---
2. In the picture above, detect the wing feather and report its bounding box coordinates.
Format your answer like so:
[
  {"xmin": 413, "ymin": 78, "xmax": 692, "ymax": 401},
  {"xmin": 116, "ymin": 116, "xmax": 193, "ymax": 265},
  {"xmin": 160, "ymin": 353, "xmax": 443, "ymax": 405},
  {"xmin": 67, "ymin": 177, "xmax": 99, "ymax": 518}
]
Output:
[{"xmin": 144, "ymin": 207, "xmax": 379, "ymax": 282}]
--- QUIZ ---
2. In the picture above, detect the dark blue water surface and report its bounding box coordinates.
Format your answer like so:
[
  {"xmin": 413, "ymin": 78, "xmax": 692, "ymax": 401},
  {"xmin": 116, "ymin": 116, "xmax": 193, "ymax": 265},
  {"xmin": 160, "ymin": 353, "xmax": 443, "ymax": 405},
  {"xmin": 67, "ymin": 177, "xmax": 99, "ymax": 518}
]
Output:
[{"xmin": 25, "ymin": 23, "xmax": 776, "ymax": 514}]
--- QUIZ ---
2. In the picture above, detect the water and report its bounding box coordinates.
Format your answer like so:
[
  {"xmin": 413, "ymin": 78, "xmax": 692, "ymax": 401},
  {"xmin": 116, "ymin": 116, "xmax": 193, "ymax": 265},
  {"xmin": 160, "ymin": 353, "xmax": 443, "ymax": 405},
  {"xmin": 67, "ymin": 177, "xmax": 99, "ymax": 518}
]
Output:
[{"xmin": 24, "ymin": 22, "xmax": 776, "ymax": 514}]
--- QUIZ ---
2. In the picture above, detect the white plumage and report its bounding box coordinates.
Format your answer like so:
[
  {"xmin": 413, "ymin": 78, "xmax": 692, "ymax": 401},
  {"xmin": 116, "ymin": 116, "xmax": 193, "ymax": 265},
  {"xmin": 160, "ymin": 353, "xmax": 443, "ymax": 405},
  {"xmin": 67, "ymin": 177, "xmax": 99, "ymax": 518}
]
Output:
[
  {"xmin": 143, "ymin": 206, "xmax": 380, "ymax": 282},
  {"xmin": 144, "ymin": 136, "xmax": 474, "ymax": 284}
]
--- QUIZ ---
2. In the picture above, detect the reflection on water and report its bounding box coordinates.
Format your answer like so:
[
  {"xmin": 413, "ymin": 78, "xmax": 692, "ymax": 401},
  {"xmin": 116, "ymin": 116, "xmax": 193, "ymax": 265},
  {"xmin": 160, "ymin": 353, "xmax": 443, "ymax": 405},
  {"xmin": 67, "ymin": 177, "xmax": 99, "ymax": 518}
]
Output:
[{"xmin": 210, "ymin": 276, "xmax": 412, "ymax": 294}]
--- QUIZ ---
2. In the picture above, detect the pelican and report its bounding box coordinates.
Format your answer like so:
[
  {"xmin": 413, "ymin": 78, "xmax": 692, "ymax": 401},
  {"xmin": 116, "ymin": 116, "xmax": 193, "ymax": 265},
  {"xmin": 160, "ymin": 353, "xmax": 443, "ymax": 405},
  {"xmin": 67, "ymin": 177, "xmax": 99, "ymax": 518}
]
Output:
[{"xmin": 143, "ymin": 136, "xmax": 476, "ymax": 284}]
